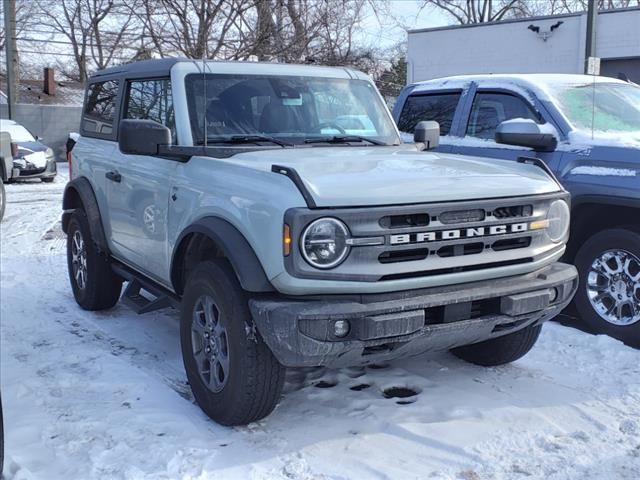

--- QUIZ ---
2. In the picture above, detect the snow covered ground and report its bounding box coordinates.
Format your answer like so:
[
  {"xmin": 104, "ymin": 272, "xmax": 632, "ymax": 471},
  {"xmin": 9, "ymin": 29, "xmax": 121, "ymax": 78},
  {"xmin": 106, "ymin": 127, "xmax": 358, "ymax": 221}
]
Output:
[{"xmin": 1, "ymin": 165, "xmax": 639, "ymax": 480}]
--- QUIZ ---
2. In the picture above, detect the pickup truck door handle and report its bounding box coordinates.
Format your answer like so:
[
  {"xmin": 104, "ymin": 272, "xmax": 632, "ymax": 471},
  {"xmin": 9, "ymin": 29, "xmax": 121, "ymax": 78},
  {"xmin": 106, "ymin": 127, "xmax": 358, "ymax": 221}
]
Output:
[{"xmin": 105, "ymin": 170, "xmax": 121, "ymax": 183}]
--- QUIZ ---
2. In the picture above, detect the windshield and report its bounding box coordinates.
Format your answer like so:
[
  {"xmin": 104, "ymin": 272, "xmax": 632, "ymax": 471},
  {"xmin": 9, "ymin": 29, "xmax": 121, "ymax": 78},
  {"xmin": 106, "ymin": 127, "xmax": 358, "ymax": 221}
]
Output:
[
  {"xmin": 0, "ymin": 121, "xmax": 36, "ymax": 142},
  {"xmin": 549, "ymin": 82, "xmax": 640, "ymax": 134},
  {"xmin": 185, "ymin": 74, "xmax": 399, "ymax": 146}
]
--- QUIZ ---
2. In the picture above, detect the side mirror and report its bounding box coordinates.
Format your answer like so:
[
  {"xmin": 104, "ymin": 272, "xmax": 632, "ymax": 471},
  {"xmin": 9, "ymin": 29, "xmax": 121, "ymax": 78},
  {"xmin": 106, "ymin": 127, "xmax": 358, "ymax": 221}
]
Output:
[
  {"xmin": 414, "ymin": 121, "xmax": 440, "ymax": 150},
  {"xmin": 119, "ymin": 119, "xmax": 171, "ymax": 155},
  {"xmin": 495, "ymin": 119, "xmax": 557, "ymax": 152}
]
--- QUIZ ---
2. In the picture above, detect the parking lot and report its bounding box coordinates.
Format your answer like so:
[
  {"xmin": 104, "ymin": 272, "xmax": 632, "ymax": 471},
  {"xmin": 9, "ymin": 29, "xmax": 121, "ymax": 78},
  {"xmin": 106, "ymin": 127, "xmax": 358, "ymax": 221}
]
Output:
[{"xmin": 1, "ymin": 166, "xmax": 639, "ymax": 479}]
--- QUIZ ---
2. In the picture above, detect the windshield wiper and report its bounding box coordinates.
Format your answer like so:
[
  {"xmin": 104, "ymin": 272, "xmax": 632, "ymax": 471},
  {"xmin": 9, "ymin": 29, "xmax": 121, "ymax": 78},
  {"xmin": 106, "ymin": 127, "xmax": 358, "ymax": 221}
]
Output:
[
  {"xmin": 304, "ymin": 135, "xmax": 387, "ymax": 146},
  {"xmin": 206, "ymin": 135, "xmax": 293, "ymax": 147}
]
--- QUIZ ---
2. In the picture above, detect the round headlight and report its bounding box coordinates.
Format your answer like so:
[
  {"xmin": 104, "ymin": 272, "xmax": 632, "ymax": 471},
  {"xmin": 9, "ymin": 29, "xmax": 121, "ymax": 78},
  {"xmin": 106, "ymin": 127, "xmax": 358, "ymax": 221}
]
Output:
[
  {"xmin": 301, "ymin": 218, "xmax": 350, "ymax": 269},
  {"xmin": 546, "ymin": 200, "xmax": 570, "ymax": 243}
]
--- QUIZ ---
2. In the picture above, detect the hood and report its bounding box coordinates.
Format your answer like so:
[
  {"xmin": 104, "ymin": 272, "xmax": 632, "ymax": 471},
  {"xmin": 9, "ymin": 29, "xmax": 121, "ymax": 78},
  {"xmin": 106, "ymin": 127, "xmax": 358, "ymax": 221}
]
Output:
[
  {"xmin": 228, "ymin": 146, "xmax": 560, "ymax": 207},
  {"xmin": 13, "ymin": 140, "xmax": 53, "ymax": 169}
]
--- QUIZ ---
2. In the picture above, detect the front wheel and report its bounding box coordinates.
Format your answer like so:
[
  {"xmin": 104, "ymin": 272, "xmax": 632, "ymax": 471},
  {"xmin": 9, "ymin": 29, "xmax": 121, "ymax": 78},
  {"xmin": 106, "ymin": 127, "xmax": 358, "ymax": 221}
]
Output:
[
  {"xmin": 451, "ymin": 324, "xmax": 542, "ymax": 366},
  {"xmin": 574, "ymin": 228, "xmax": 640, "ymax": 348},
  {"xmin": 180, "ymin": 260, "xmax": 285, "ymax": 426}
]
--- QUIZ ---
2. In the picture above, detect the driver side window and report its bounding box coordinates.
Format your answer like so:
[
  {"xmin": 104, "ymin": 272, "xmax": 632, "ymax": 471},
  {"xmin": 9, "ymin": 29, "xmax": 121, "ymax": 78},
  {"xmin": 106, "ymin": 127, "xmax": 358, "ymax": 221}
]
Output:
[
  {"xmin": 125, "ymin": 78, "xmax": 176, "ymax": 143},
  {"xmin": 467, "ymin": 92, "xmax": 540, "ymax": 140}
]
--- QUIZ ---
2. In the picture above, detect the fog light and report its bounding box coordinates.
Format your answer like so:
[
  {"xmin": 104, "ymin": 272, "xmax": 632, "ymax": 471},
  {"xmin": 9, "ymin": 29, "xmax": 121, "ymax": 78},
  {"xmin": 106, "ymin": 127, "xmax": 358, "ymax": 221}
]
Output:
[
  {"xmin": 549, "ymin": 287, "xmax": 559, "ymax": 303},
  {"xmin": 334, "ymin": 320, "xmax": 350, "ymax": 338}
]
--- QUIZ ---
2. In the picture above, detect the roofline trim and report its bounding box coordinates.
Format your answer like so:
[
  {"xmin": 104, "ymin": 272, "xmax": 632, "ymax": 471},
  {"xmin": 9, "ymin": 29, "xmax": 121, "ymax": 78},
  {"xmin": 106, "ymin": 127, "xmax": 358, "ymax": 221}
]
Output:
[{"xmin": 408, "ymin": 6, "xmax": 640, "ymax": 35}]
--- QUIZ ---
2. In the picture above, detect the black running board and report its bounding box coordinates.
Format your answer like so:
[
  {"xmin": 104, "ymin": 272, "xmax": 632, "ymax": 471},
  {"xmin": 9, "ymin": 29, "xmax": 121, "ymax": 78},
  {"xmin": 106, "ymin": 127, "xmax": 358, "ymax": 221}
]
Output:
[{"xmin": 112, "ymin": 262, "xmax": 181, "ymax": 314}]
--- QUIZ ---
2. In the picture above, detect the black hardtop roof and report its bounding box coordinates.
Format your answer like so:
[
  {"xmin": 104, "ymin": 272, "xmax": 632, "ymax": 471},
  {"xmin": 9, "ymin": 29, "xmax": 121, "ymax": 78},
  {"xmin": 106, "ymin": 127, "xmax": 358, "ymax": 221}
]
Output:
[{"xmin": 90, "ymin": 58, "xmax": 185, "ymax": 80}]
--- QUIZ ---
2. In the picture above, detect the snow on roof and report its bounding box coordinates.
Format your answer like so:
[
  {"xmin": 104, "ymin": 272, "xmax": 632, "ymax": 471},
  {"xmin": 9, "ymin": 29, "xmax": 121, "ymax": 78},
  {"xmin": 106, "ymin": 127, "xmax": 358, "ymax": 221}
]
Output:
[{"xmin": 409, "ymin": 73, "xmax": 628, "ymax": 94}]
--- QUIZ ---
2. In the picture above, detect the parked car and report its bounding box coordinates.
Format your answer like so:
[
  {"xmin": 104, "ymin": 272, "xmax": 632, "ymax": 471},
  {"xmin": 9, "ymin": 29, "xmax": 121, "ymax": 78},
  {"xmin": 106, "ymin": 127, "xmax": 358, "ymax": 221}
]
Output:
[
  {"xmin": 393, "ymin": 74, "xmax": 640, "ymax": 347},
  {"xmin": 0, "ymin": 131, "xmax": 14, "ymax": 221},
  {"xmin": 64, "ymin": 59, "xmax": 577, "ymax": 425},
  {"xmin": 0, "ymin": 119, "xmax": 56, "ymax": 182}
]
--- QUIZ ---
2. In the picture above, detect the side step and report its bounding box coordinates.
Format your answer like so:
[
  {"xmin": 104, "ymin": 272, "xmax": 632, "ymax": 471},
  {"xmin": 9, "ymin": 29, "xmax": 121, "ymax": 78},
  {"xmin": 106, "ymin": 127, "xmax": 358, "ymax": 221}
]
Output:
[{"xmin": 112, "ymin": 263, "xmax": 181, "ymax": 314}]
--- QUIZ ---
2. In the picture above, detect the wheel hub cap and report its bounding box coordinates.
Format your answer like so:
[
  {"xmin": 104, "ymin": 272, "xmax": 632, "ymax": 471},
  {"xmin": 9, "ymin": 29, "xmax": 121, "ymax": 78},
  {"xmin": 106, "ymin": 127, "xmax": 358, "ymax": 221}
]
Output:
[
  {"xmin": 71, "ymin": 230, "xmax": 88, "ymax": 290},
  {"xmin": 587, "ymin": 249, "xmax": 640, "ymax": 326},
  {"xmin": 191, "ymin": 295, "xmax": 230, "ymax": 392}
]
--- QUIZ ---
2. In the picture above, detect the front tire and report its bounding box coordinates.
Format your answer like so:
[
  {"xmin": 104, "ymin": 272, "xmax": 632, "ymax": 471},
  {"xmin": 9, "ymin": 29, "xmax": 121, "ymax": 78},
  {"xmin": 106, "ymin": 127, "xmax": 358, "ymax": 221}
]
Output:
[
  {"xmin": 451, "ymin": 324, "xmax": 542, "ymax": 366},
  {"xmin": 67, "ymin": 210, "xmax": 123, "ymax": 310},
  {"xmin": 180, "ymin": 260, "xmax": 285, "ymax": 426},
  {"xmin": 574, "ymin": 228, "xmax": 640, "ymax": 348}
]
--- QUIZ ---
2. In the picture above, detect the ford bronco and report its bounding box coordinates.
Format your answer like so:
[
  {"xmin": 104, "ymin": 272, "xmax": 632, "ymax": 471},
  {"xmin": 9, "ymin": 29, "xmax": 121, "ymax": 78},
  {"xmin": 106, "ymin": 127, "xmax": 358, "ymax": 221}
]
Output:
[{"xmin": 64, "ymin": 59, "xmax": 578, "ymax": 425}]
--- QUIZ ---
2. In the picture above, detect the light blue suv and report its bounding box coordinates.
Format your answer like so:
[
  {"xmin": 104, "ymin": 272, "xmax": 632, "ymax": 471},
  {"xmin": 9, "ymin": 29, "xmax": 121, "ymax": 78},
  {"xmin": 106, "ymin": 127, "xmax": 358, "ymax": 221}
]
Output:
[{"xmin": 64, "ymin": 60, "xmax": 577, "ymax": 425}]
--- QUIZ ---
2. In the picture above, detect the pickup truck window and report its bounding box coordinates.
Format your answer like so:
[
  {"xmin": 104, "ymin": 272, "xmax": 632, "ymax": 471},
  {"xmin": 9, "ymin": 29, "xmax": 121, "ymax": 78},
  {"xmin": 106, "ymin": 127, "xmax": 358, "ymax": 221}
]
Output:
[
  {"xmin": 83, "ymin": 80, "xmax": 119, "ymax": 135},
  {"xmin": 397, "ymin": 93, "xmax": 460, "ymax": 135},
  {"xmin": 125, "ymin": 78, "xmax": 176, "ymax": 142},
  {"xmin": 467, "ymin": 92, "xmax": 540, "ymax": 140},
  {"xmin": 549, "ymin": 82, "xmax": 640, "ymax": 133},
  {"xmin": 184, "ymin": 74, "xmax": 399, "ymax": 146}
]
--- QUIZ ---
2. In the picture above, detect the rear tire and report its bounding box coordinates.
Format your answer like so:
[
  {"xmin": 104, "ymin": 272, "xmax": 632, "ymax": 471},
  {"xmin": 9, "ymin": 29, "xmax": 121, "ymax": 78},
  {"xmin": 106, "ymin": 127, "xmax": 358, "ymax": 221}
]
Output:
[
  {"xmin": 67, "ymin": 210, "xmax": 123, "ymax": 310},
  {"xmin": 574, "ymin": 228, "xmax": 640, "ymax": 348},
  {"xmin": 451, "ymin": 324, "xmax": 542, "ymax": 366},
  {"xmin": 180, "ymin": 260, "xmax": 285, "ymax": 426}
]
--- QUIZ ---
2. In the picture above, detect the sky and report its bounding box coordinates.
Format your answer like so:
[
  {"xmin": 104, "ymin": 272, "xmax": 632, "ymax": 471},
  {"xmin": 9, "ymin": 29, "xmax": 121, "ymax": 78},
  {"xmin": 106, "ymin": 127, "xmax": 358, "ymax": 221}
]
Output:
[{"xmin": 359, "ymin": 0, "xmax": 451, "ymax": 48}]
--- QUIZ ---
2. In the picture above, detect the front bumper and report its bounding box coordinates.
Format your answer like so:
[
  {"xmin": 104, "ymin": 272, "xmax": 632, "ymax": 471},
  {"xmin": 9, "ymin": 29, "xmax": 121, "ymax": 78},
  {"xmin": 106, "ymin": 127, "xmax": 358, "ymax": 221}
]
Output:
[
  {"xmin": 250, "ymin": 262, "xmax": 578, "ymax": 367},
  {"xmin": 13, "ymin": 158, "xmax": 57, "ymax": 179}
]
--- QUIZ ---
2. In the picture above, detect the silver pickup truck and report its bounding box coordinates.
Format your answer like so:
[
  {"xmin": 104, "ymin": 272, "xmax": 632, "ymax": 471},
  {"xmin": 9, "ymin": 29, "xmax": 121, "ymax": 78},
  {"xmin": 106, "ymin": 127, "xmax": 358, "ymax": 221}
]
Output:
[{"xmin": 63, "ymin": 59, "xmax": 578, "ymax": 425}]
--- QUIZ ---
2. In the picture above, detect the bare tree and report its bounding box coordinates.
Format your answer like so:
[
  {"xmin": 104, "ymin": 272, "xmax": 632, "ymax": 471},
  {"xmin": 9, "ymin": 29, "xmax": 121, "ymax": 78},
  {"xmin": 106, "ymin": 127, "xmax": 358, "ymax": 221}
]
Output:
[
  {"xmin": 0, "ymin": 0, "xmax": 39, "ymax": 52},
  {"xmin": 32, "ymin": 0, "xmax": 141, "ymax": 81},
  {"xmin": 424, "ymin": 0, "xmax": 531, "ymax": 24},
  {"xmin": 542, "ymin": 0, "xmax": 640, "ymax": 14},
  {"xmin": 136, "ymin": 0, "xmax": 255, "ymax": 59}
]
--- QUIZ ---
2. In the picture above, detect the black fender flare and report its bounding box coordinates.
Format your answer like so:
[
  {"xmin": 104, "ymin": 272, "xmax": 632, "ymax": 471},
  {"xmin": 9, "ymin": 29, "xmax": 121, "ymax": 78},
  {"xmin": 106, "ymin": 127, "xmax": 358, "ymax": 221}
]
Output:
[
  {"xmin": 62, "ymin": 177, "xmax": 109, "ymax": 254},
  {"xmin": 171, "ymin": 216, "xmax": 274, "ymax": 293}
]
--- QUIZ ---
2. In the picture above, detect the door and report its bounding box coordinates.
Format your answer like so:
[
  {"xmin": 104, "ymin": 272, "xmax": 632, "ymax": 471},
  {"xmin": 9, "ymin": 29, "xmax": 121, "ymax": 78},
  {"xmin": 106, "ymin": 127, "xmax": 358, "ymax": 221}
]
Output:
[
  {"xmin": 107, "ymin": 78, "xmax": 178, "ymax": 284},
  {"xmin": 448, "ymin": 90, "xmax": 561, "ymax": 167}
]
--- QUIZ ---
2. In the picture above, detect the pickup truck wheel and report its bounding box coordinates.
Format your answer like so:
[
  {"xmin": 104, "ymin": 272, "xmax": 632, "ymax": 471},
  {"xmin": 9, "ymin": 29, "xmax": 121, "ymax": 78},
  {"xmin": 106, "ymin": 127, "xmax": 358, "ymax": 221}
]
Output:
[
  {"xmin": 451, "ymin": 324, "xmax": 542, "ymax": 366},
  {"xmin": 574, "ymin": 228, "xmax": 640, "ymax": 347},
  {"xmin": 180, "ymin": 260, "xmax": 285, "ymax": 426},
  {"xmin": 66, "ymin": 210, "xmax": 123, "ymax": 310}
]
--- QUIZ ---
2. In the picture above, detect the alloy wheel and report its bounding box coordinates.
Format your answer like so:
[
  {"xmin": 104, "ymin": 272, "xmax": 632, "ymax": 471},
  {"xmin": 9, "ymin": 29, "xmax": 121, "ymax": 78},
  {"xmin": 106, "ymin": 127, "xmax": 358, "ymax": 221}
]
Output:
[
  {"xmin": 71, "ymin": 230, "xmax": 88, "ymax": 290},
  {"xmin": 587, "ymin": 249, "xmax": 640, "ymax": 326},
  {"xmin": 191, "ymin": 295, "xmax": 230, "ymax": 393}
]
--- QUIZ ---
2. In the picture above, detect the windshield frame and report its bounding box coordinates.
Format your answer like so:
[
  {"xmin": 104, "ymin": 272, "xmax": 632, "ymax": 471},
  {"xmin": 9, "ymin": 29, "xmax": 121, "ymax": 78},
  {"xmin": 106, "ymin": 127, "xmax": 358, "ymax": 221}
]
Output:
[{"xmin": 184, "ymin": 73, "xmax": 401, "ymax": 148}]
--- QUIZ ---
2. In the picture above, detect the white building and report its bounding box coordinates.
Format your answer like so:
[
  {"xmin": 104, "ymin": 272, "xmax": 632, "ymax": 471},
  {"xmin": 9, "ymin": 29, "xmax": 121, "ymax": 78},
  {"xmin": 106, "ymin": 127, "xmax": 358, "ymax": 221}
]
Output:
[{"xmin": 407, "ymin": 7, "xmax": 640, "ymax": 84}]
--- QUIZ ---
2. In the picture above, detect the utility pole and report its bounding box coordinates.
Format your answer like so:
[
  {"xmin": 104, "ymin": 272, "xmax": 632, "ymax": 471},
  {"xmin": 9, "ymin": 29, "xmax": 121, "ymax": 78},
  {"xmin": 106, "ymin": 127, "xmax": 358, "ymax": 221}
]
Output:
[
  {"xmin": 3, "ymin": 0, "xmax": 18, "ymax": 118},
  {"xmin": 584, "ymin": 0, "xmax": 599, "ymax": 75}
]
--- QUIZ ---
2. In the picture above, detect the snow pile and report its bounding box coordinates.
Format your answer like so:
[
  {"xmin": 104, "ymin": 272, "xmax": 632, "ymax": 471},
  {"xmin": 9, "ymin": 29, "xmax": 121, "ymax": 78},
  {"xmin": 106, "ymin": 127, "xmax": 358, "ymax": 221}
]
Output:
[
  {"xmin": 570, "ymin": 166, "xmax": 637, "ymax": 177},
  {"xmin": 1, "ymin": 165, "xmax": 640, "ymax": 480}
]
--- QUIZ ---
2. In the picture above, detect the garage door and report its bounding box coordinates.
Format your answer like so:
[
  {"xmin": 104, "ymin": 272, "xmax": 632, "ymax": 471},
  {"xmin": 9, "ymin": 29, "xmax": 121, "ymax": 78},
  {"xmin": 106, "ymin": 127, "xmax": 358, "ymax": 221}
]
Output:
[{"xmin": 601, "ymin": 57, "xmax": 640, "ymax": 83}]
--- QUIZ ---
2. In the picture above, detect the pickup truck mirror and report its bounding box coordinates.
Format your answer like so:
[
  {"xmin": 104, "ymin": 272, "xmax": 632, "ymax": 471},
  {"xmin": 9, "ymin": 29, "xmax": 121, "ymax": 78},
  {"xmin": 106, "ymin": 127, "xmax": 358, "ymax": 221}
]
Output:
[
  {"xmin": 119, "ymin": 119, "xmax": 171, "ymax": 155},
  {"xmin": 414, "ymin": 121, "xmax": 440, "ymax": 150},
  {"xmin": 495, "ymin": 119, "xmax": 558, "ymax": 152}
]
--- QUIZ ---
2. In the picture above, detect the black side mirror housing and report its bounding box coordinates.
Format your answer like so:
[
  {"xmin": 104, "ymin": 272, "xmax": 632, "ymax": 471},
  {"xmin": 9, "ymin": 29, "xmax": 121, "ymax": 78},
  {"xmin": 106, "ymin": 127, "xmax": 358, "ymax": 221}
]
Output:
[
  {"xmin": 495, "ymin": 119, "xmax": 558, "ymax": 152},
  {"xmin": 119, "ymin": 119, "xmax": 171, "ymax": 155},
  {"xmin": 414, "ymin": 121, "xmax": 440, "ymax": 150}
]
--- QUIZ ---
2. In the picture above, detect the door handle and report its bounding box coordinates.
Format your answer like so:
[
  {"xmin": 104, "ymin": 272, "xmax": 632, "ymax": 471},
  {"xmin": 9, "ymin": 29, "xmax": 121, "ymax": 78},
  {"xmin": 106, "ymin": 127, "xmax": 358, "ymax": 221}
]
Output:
[{"xmin": 105, "ymin": 170, "xmax": 121, "ymax": 183}]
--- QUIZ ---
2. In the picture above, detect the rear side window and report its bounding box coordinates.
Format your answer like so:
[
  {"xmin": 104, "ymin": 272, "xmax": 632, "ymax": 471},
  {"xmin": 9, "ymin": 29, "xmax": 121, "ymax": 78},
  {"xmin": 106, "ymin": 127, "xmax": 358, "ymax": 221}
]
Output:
[
  {"xmin": 467, "ymin": 92, "xmax": 541, "ymax": 140},
  {"xmin": 83, "ymin": 80, "xmax": 119, "ymax": 136},
  {"xmin": 397, "ymin": 93, "xmax": 461, "ymax": 135},
  {"xmin": 125, "ymin": 78, "xmax": 176, "ymax": 142}
]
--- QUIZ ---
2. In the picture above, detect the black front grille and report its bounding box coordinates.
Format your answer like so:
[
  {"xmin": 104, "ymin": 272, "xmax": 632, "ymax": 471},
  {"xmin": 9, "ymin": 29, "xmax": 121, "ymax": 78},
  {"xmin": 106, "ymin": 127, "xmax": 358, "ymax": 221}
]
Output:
[
  {"xmin": 493, "ymin": 205, "xmax": 533, "ymax": 219},
  {"xmin": 379, "ymin": 248, "xmax": 429, "ymax": 264},
  {"xmin": 379, "ymin": 213, "xmax": 429, "ymax": 229},
  {"xmin": 492, "ymin": 237, "xmax": 532, "ymax": 252},
  {"xmin": 380, "ymin": 258, "xmax": 533, "ymax": 281},
  {"xmin": 439, "ymin": 209, "xmax": 485, "ymax": 224},
  {"xmin": 437, "ymin": 242, "xmax": 484, "ymax": 258}
]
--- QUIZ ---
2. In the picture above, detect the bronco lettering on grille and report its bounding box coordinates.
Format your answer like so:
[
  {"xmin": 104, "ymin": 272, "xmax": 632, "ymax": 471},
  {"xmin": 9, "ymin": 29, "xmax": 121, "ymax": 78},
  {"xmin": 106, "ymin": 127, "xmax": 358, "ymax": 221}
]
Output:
[{"xmin": 389, "ymin": 223, "xmax": 529, "ymax": 245}]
